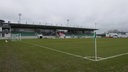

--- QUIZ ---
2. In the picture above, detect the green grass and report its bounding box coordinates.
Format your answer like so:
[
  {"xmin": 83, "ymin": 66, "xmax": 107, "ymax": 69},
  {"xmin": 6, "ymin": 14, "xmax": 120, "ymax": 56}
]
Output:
[{"xmin": 0, "ymin": 38, "xmax": 128, "ymax": 72}]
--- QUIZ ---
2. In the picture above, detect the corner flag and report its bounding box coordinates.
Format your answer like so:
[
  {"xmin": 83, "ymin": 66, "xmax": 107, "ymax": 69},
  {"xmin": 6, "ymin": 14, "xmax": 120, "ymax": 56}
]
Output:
[
  {"xmin": 94, "ymin": 32, "xmax": 98, "ymax": 61},
  {"xmin": 94, "ymin": 32, "xmax": 96, "ymax": 38}
]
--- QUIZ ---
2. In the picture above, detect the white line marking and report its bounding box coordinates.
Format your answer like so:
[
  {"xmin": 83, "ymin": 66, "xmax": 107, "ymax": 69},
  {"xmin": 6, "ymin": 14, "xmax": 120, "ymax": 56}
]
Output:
[
  {"xmin": 84, "ymin": 56, "xmax": 103, "ymax": 61},
  {"xmin": 83, "ymin": 57, "xmax": 96, "ymax": 61},
  {"xmin": 21, "ymin": 42, "xmax": 96, "ymax": 61},
  {"xmin": 20, "ymin": 41, "xmax": 128, "ymax": 62},
  {"xmin": 84, "ymin": 56, "xmax": 103, "ymax": 59},
  {"xmin": 98, "ymin": 52, "xmax": 128, "ymax": 61}
]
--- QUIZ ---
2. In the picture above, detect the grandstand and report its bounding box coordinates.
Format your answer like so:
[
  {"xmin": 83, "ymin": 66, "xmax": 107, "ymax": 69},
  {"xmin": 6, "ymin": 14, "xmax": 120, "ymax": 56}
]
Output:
[{"xmin": 0, "ymin": 20, "xmax": 97, "ymax": 39}]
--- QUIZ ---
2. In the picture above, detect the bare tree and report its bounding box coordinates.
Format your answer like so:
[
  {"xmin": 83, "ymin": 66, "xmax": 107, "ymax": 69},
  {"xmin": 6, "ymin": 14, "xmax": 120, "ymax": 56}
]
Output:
[{"xmin": 107, "ymin": 29, "xmax": 120, "ymax": 33}]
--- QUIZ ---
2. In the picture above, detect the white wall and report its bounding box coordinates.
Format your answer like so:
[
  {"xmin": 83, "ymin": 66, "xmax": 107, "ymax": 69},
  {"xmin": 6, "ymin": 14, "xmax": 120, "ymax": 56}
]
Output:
[
  {"xmin": 0, "ymin": 27, "xmax": 2, "ymax": 31},
  {"xmin": 0, "ymin": 27, "xmax": 2, "ymax": 38},
  {"xmin": 5, "ymin": 33, "xmax": 11, "ymax": 38},
  {"xmin": 126, "ymin": 33, "xmax": 128, "ymax": 37}
]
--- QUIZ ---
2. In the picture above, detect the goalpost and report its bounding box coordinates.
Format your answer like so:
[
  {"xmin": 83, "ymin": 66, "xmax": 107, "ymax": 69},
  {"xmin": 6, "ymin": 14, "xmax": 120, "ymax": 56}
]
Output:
[{"xmin": 10, "ymin": 33, "xmax": 21, "ymax": 41}]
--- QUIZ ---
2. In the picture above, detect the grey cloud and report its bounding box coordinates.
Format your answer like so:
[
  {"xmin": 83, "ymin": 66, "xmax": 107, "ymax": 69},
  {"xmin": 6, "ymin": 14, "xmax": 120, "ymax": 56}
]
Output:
[{"xmin": 0, "ymin": 0, "xmax": 128, "ymax": 33}]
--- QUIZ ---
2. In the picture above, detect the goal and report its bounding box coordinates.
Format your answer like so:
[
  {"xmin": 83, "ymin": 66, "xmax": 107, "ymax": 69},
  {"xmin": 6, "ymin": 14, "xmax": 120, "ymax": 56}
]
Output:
[{"xmin": 10, "ymin": 33, "xmax": 21, "ymax": 41}]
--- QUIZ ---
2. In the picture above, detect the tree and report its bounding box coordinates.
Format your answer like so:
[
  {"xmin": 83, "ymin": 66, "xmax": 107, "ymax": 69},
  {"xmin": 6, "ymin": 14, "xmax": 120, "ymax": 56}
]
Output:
[{"xmin": 107, "ymin": 29, "xmax": 120, "ymax": 33}]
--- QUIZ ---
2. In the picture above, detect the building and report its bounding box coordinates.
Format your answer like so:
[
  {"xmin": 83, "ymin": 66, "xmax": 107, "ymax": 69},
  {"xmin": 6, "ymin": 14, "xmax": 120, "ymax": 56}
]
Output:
[
  {"xmin": 106, "ymin": 32, "xmax": 128, "ymax": 38},
  {"xmin": 0, "ymin": 20, "xmax": 97, "ymax": 39}
]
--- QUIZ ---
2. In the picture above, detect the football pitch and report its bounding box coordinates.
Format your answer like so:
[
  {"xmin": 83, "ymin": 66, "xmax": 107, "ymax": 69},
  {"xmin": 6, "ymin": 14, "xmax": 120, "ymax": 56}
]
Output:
[{"xmin": 0, "ymin": 38, "xmax": 128, "ymax": 72}]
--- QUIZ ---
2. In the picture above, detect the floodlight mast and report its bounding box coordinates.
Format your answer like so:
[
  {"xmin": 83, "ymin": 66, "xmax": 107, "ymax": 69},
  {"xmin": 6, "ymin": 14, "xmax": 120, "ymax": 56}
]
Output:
[
  {"xmin": 18, "ymin": 13, "xmax": 22, "ymax": 24},
  {"xmin": 67, "ymin": 19, "xmax": 69, "ymax": 27},
  {"xmin": 94, "ymin": 23, "xmax": 98, "ymax": 61}
]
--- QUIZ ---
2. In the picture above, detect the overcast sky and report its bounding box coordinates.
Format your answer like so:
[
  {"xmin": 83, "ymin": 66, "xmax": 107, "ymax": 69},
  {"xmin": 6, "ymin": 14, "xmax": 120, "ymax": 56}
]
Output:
[{"xmin": 0, "ymin": 0, "xmax": 128, "ymax": 33}]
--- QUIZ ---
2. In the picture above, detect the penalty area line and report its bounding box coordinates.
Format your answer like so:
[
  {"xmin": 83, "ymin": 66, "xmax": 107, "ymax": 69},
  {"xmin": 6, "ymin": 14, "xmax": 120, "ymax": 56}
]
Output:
[{"xmin": 21, "ymin": 42, "xmax": 96, "ymax": 61}]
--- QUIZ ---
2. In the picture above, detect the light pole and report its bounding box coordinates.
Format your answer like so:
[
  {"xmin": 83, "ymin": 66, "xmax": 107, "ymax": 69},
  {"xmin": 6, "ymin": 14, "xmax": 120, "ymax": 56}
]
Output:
[
  {"xmin": 67, "ymin": 19, "xmax": 69, "ymax": 27},
  {"xmin": 18, "ymin": 13, "xmax": 22, "ymax": 24}
]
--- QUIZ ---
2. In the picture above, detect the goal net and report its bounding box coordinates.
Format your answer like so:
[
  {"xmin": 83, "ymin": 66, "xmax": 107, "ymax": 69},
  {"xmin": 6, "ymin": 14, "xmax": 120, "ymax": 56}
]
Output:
[{"xmin": 10, "ymin": 33, "xmax": 21, "ymax": 41}]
